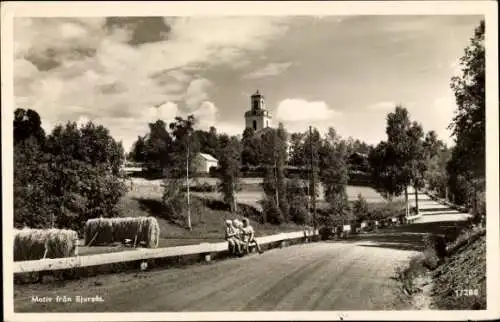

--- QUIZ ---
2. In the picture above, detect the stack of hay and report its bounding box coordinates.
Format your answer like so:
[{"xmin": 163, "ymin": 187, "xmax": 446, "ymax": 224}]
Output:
[
  {"xmin": 84, "ymin": 217, "xmax": 160, "ymax": 248},
  {"xmin": 14, "ymin": 228, "xmax": 78, "ymax": 262}
]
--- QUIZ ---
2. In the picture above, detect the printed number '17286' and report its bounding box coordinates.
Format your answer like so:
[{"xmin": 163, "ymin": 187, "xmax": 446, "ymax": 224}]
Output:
[{"xmin": 455, "ymin": 289, "xmax": 479, "ymax": 297}]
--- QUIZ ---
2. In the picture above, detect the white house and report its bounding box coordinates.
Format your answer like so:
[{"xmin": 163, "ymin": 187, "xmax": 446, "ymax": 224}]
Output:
[{"xmin": 193, "ymin": 153, "xmax": 219, "ymax": 174}]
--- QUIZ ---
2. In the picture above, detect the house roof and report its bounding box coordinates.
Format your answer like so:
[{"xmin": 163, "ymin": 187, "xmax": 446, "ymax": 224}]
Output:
[{"xmin": 198, "ymin": 153, "xmax": 218, "ymax": 162}]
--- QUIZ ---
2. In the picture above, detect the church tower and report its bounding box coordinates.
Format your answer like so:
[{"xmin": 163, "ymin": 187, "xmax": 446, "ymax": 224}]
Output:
[{"xmin": 244, "ymin": 90, "xmax": 272, "ymax": 132}]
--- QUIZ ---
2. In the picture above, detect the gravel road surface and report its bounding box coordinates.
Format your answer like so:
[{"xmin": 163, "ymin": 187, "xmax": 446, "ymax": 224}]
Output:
[{"xmin": 15, "ymin": 238, "xmax": 419, "ymax": 312}]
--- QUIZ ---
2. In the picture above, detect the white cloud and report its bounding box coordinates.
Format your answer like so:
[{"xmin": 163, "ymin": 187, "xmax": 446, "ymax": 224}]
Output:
[
  {"xmin": 276, "ymin": 99, "xmax": 340, "ymax": 122},
  {"xmin": 243, "ymin": 62, "xmax": 293, "ymax": 79},
  {"xmin": 14, "ymin": 17, "xmax": 291, "ymax": 151},
  {"xmin": 184, "ymin": 78, "xmax": 212, "ymax": 110},
  {"xmin": 60, "ymin": 22, "xmax": 88, "ymax": 39},
  {"xmin": 193, "ymin": 101, "xmax": 218, "ymax": 130},
  {"xmin": 366, "ymin": 101, "xmax": 397, "ymax": 111}
]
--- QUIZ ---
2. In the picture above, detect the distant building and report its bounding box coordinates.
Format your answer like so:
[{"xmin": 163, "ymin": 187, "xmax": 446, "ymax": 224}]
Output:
[
  {"xmin": 244, "ymin": 90, "xmax": 272, "ymax": 132},
  {"xmin": 193, "ymin": 153, "xmax": 219, "ymax": 174}
]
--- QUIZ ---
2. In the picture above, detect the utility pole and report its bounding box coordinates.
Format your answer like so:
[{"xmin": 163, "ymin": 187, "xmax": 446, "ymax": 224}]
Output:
[
  {"xmin": 186, "ymin": 131, "xmax": 192, "ymax": 231},
  {"xmin": 309, "ymin": 126, "xmax": 317, "ymax": 231}
]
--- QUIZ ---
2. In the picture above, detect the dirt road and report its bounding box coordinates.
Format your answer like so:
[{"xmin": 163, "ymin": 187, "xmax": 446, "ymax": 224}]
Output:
[
  {"xmin": 15, "ymin": 238, "xmax": 419, "ymax": 312},
  {"xmin": 15, "ymin": 191, "xmax": 470, "ymax": 312}
]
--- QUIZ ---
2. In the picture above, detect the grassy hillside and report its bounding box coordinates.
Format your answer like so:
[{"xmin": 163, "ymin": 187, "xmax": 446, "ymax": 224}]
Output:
[
  {"xmin": 431, "ymin": 229, "xmax": 486, "ymax": 309},
  {"xmin": 84, "ymin": 176, "xmax": 401, "ymax": 255}
]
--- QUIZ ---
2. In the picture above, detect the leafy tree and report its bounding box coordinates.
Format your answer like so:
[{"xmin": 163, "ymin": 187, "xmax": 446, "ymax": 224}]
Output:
[
  {"xmin": 425, "ymin": 146, "xmax": 451, "ymax": 198},
  {"xmin": 352, "ymin": 193, "xmax": 369, "ymax": 222},
  {"xmin": 14, "ymin": 114, "xmax": 127, "ymax": 232},
  {"xmin": 370, "ymin": 106, "xmax": 426, "ymax": 213},
  {"xmin": 369, "ymin": 141, "xmax": 404, "ymax": 201},
  {"xmin": 241, "ymin": 127, "xmax": 261, "ymax": 167},
  {"xmin": 286, "ymin": 178, "xmax": 310, "ymax": 225},
  {"xmin": 276, "ymin": 124, "xmax": 289, "ymax": 219},
  {"xmin": 217, "ymin": 134, "xmax": 242, "ymax": 213},
  {"xmin": 14, "ymin": 108, "xmax": 46, "ymax": 146},
  {"xmin": 129, "ymin": 135, "xmax": 147, "ymax": 163},
  {"xmin": 318, "ymin": 128, "xmax": 351, "ymax": 225},
  {"xmin": 303, "ymin": 127, "xmax": 322, "ymax": 204},
  {"xmin": 260, "ymin": 124, "xmax": 289, "ymax": 221},
  {"xmin": 195, "ymin": 126, "xmax": 219, "ymax": 157},
  {"xmin": 14, "ymin": 137, "xmax": 53, "ymax": 228},
  {"xmin": 168, "ymin": 115, "xmax": 200, "ymax": 178},
  {"xmin": 447, "ymin": 20, "xmax": 485, "ymax": 217},
  {"xmin": 288, "ymin": 132, "xmax": 307, "ymax": 167},
  {"xmin": 406, "ymin": 121, "xmax": 426, "ymax": 213},
  {"xmin": 143, "ymin": 120, "xmax": 173, "ymax": 174},
  {"xmin": 449, "ymin": 20, "xmax": 485, "ymax": 180},
  {"xmin": 45, "ymin": 121, "xmax": 125, "ymax": 175},
  {"xmin": 261, "ymin": 195, "xmax": 284, "ymax": 225},
  {"xmin": 44, "ymin": 121, "xmax": 127, "ymax": 231}
]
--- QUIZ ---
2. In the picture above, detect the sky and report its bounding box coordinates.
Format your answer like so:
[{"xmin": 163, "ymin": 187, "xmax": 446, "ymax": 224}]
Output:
[{"xmin": 13, "ymin": 15, "xmax": 483, "ymax": 152}]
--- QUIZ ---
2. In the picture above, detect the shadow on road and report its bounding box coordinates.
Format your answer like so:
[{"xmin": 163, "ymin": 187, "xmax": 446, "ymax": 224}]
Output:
[{"xmin": 332, "ymin": 220, "xmax": 471, "ymax": 252}]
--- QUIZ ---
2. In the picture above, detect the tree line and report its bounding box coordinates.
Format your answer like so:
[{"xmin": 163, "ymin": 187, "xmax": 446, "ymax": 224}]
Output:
[
  {"xmin": 14, "ymin": 20, "xmax": 484, "ymax": 232},
  {"xmin": 14, "ymin": 109, "xmax": 126, "ymax": 232}
]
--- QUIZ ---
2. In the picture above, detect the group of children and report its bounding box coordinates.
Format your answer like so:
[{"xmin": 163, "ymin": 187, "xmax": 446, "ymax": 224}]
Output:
[{"xmin": 224, "ymin": 218, "xmax": 263, "ymax": 256}]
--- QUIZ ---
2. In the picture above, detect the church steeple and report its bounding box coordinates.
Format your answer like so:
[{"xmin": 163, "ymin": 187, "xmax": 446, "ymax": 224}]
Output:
[
  {"xmin": 251, "ymin": 90, "xmax": 265, "ymax": 111},
  {"xmin": 245, "ymin": 89, "xmax": 272, "ymax": 132}
]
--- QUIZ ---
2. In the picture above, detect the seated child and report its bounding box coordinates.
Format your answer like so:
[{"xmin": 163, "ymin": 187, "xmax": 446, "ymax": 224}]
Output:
[
  {"xmin": 224, "ymin": 220, "xmax": 237, "ymax": 255},
  {"xmin": 231, "ymin": 219, "xmax": 246, "ymax": 256},
  {"xmin": 241, "ymin": 218, "xmax": 263, "ymax": 254}
]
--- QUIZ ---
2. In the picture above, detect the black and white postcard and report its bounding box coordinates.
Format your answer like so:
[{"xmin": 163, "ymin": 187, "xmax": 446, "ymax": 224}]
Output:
[{"xmin": 2, "ymin": 1, "xmax": 498, "ymax": 321}]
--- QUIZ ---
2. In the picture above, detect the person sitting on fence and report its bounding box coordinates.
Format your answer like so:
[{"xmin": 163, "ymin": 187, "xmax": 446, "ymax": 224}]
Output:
[
  {"xmin": 224, "ymin": 220, "xmax": 238, "ymax": 256},
  {"xmin": 241, "ymin": 218, "xmax": 263, "ymax": 254},
  {"xmin": 231, "ymin": 219, "xmax": 246, "ymax": 256}
]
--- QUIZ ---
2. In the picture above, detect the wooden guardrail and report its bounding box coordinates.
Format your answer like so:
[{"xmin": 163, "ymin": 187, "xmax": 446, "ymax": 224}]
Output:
[{"xmin": 14, "ymin": 229, "xmax": 318, "ymax": 274}]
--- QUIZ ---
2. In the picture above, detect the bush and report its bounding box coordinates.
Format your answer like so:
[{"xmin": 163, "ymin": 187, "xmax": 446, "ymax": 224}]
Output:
[
  {"xmin": 319, "ymin": 226, "xmax": 332, "ymax": 240},
  {"xmin": 188, "ymin": 182, "xmax": 216, "ymax": 192},
  {"xmin": 423, "ymin": 233, "xmax": 447, "ymax": 260},
  {"xmin": 286, "ymin": 178, "xmax": 309, "ymax": 225},
  {"xmin": 14, "ymin": 120, "xmax": 127, "ymax": 234},
  {"xmin": 289, "ymin": 200, "xmax": 309, "ymax": 225},
  {"xmin": 369, "ymin": 201, "xmax": 405, "ymax": 220},
  {"xmin": 262, "ymin": 197, "xmax": 284, "ymax": 225},
  {"xmin": 352, "ymin": 193, "xmax": 369, "ymax": 221}
]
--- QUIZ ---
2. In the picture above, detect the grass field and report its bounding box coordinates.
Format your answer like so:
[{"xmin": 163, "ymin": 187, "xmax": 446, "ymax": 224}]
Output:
[{"xmin": 78, "ymin": 177, "xmax": 397, "ymax": 256}]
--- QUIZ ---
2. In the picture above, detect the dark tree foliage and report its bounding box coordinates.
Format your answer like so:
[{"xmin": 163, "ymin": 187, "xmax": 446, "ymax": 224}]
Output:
[
  {"xmin": 286, "ymin": 178, "xmax": 310, "ymax": 225},
  {"xmin": 241, "ymin": 127, "xmax": 261, "ymax": 167},
  {"xmin": 260, "ymin": 125, "xmax": 289, "ymax": 220},
  {"xmin": 195, "ymin": 126, "xmax": 219, "ymax": 157},
  {"xmin": 14, "ymin": 108, "xmax": 46, "ymax": 146},
  {"xmin": 447, "ymin": 20, "xmax": 485, "ymax": 216},
  {"xmin": 129, "ymin": 135, "xmax": 147, "ymax": 163},
  {"xmin": 449, "ymin": 20, "xmax": 485, "ymax": 180},
  {"xmin": 14, "ymin": 111, "xmax": 126, "ymax": 233},
  {"xmin": 216, "ymin": 134, "xmax": 242, "ymax": 213},
  {"xmin": 167, "ymin": 115, "xmax": 200, "ymax": 178}
]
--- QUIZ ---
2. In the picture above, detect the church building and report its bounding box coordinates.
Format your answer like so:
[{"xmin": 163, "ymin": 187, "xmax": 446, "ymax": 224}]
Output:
[{"xmin": 244, "ymin": 90, "xmax": 272, "ymax": 132}]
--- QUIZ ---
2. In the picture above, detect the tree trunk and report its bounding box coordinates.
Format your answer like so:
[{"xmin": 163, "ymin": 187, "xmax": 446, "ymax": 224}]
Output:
[
  {"xmin": 186, "ymin": 142, "xmax": 192, "ymax": 231},
  {"xmin": 232, "ymin": 180, "xmax": 237, "ymax": 213},
  {"xmin": 414, "ymin": 186, "xmax": 419, "ymax": 215},
  {"xmin": 274, "ymin": 161, "xmax": 279, "ymax": 208}
]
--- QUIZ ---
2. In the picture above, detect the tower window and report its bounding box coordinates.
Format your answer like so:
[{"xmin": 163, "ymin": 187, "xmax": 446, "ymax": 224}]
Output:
[
  {"xmin": 253, "ymin": 120, "xmax": 257, "ymax": 131},
  {"xmin": 253, "ymin": 99, "xmax": 259, "ymax": 110}
]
